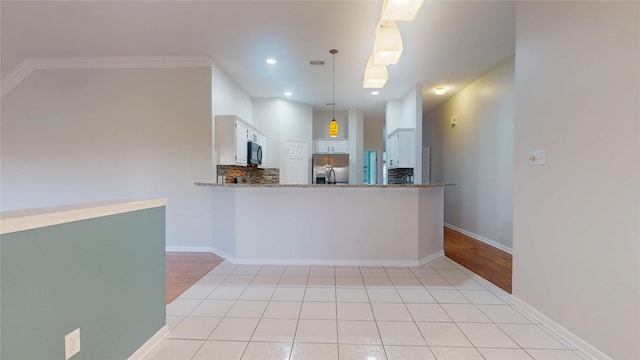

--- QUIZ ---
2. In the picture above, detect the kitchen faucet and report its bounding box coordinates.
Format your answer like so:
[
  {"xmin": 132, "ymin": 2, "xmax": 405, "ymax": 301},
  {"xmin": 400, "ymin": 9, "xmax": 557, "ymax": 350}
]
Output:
[{"xmin": 326, "ymin": 164, "xmax": 336, "ymax": 184}]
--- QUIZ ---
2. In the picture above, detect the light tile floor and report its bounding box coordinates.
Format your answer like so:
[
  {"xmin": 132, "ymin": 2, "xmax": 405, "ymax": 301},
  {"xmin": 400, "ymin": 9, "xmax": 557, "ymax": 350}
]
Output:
[{"xmin": 145, "ymin": 257, "xmax": 589, "ymax": 360}]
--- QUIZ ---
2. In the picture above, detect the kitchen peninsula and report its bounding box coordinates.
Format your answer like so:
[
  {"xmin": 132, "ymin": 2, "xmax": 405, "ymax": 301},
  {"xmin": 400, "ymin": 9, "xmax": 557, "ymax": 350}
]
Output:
[{"xmin": 196, "ymin": 182, "xmax": 447, "ymax": 266}]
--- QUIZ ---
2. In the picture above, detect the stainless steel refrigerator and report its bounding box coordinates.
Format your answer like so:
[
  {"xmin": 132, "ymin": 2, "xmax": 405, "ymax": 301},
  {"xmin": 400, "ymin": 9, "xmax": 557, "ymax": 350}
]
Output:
[{"xmin": 312, "ymin": 154, "xmax": 349, "ymax": 184}]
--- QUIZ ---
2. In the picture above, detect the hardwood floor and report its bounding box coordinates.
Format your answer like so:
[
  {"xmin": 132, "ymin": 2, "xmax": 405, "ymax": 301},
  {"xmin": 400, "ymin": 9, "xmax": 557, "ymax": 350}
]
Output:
[
  {"xmin": 444, "ymin": 226, "xmax": 512, "ymax": 293},
  {"xmin": 164, "ymin": 228, "xmax": 512, "ymax": 304},
  {"xmin": 165, "ymin": 252, "xmax": 224, "ymax": 304}
]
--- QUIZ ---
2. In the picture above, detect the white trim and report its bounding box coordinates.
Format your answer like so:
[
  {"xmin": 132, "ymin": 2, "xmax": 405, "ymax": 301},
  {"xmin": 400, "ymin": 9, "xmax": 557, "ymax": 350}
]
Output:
[
  {"xmin": 418, "ymin": 250, "xmax": 445, "ymax": 266},
  {"xmin": 444, "ymin": 223, "xmax": 513, "ymax": 254},
  {"xmin": 127, "ymin": 326, "xmax": 169, "ymax": 360},
  {"xmin": 226, "ymin": 258, "xmax": 425, "ymax": 267},
  {"xmin": 0, "ymin": 198, "xmax": 168, "ymax": 235},
  {"xmin": 1, "ymin": 60, "xmax": 35, "ymax": 97},
  {"xmin": 510, "ymin": 296, "xmax": 611, "ymax": 360},
  {"xmin": 210, "ymin": 246, "xmax": 235, "ymax": 261},
  {"xmin": 1, "ymin": 56, "xmax": 212, "ymax": 97},
  {"xmin": 165, "ymin": 246, "xmax": 217, "ymax": 253},
  {"xmin": 211, "ymin": 246, "xmax": 444, "ymax": 267}
]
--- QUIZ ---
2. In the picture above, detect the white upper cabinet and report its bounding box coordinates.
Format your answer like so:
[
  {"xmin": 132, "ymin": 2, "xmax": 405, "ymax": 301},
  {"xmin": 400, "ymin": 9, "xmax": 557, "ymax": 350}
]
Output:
[
  {"xmin": 235, "ymin": 121, "xmax": 248, "ymax": 165},
  {"xmin": 314, "ymin": 139, "xmax": 349, "ymax": 154},
  {"xmin": 215, "ymin": 115, "xmax": 267, "ymax": 166},
  {"xmin": 387, "ymin": 129, "xmax": 415, "ymax": 169}
]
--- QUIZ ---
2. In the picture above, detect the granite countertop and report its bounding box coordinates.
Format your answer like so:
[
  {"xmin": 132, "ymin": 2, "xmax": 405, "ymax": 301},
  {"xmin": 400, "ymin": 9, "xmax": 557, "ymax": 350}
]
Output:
[{"xmin": 195, "ymin": 182, "xmax": 453, "ymax": 188}]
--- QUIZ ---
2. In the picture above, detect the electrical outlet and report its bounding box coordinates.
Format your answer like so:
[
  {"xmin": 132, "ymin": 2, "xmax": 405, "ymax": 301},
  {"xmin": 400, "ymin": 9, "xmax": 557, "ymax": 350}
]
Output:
[
  {"xmin": 354, "ymin": 233, "xmax": 361, "ymax": 245},
  {"xmin": 65, "ymin": 328, "xmax": 80, "ymax": 360}
]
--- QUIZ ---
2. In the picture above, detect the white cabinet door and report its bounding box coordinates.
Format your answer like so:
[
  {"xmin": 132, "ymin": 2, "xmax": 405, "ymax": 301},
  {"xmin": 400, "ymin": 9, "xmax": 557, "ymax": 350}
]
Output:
[
  {"xmin": 314, "ymin": 139, "xmax": 348, "ymax": 154},
  {"xmin": 387, "ymin": 129, "xmax": 414, "ymax": 168},
  {"xmin": 314, "ymin": 140, "xmax": 332, "ymax": 153},
  {"xmin": 247, "ymin": 128, "xmax": 258, "ymax": 143},
  {"xmin": 397, "ymin": 130, "xmax": 415, "ymax": 168},
  {"xmin": 331, "ymin": 140, "xmax": 349, "ymax": 153},
  {"xmin": 235, "ymin": 121, "xmax": 248, "ymax": 165},
  {"xmin": 387, "ymin": 134, "xmax": 398, "ymax": 168}
]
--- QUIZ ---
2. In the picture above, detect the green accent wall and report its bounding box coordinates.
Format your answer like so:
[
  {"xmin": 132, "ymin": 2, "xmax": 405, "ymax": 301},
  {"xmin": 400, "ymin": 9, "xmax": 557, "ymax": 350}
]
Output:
[{"xmin": 1, "ymin": 207, "xmax": 166, "ymax": 360}]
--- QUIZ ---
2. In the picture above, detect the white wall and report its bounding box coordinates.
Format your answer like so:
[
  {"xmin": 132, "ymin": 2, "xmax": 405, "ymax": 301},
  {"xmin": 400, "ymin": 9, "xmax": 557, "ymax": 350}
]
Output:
[
  {"xmin": 253, "ymin": 98, "xmax": 313, "ymax": 180},
  {"xmin": 0, "ymin": 67, "xmax": 214, "ymax": 250},
  {"xmin": 385, "ymin": 85, "xmax": 423, "ymax": 183},
  {"xmin": 513, "ymin": 2, "xmax": 639, "ymax": 359},
  {"xmin": 313, "ymin": 110, "xmax": 348, "ymax": 139},
  {"xmin": 211, "ymin": 62, "xmax": 252, "ymax": 122},
  {"xmin": 385, "ymin": 100, "xmax": 403, "ymax": 131},
  {"xmin": 423, "ymin": 57, "xmax": 515, "ymax": 250},
  {"xmin": 211, "ymin": 62, "xmax": 254, "ymax": 171},
  {"xmin": 252, "ymin": 99, "xmax": 281, "ymax": 168},
  {"xmin": 364, "ymin": 116, "xmax": 384, "ymax": 184},
  {"xmin": 348, "ymin": 109, "xmax": 364, "ymax": 184}
]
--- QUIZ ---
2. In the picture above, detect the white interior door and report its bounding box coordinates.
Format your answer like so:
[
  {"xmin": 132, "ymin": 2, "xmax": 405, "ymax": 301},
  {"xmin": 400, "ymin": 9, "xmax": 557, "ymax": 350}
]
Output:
[{"xmin": 283, "ymin": 139, "xmax": 308, "ymax": 184}]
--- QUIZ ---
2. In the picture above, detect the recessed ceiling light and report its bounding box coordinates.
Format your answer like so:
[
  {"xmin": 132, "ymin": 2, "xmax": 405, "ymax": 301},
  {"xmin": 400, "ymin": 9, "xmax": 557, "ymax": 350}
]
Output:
[
  {"xmin": 266, "ymin": 58, "xmax": 277, "ymax": 65},
  {"xmin": 435, "ymin": 87, "xmax": 447, "ymax": 95},
  {"xmin": 371, "ymin": 91, "xmax": 380, "ymax": 95},
  {"xmin": 284, "ymin": 91, "xmax": 292, "ymax": 96}
]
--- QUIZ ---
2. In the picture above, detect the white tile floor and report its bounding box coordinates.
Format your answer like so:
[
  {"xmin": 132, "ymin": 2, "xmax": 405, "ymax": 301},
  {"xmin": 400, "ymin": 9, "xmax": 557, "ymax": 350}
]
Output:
[{"xmin": 145, "ymin": 256, "xmax": 589, "ymax": 360}]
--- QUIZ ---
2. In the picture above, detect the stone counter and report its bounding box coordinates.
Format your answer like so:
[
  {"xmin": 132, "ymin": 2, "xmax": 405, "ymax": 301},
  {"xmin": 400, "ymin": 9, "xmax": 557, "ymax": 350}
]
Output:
[{"xmin": 196, "ymin": 182, "xmax": 452, "ymax": 188}]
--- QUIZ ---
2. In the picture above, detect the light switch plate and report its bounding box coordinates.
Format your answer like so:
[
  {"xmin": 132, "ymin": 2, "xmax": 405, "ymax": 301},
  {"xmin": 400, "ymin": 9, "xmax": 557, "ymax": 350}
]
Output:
[{"xmin": 529, "ymin": 150, "xmax": 546, "ymax": 165}]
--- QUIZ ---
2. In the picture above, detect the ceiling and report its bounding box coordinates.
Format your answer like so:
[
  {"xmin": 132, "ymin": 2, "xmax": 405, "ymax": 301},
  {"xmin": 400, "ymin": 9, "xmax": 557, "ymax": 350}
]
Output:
[{"xmin": 0, "ymin": 1, "xmax": 515, "ymax": 120}]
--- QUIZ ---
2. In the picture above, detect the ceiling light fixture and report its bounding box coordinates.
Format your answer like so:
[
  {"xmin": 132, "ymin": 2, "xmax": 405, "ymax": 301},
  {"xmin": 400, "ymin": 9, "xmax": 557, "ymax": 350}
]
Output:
[
  {"xmin": 373, "ymin": 21, "xmax": 403, "ymax": 65},
  {"xmin": 329, "ymin": 49, "xmax": 339, "ymax": 138},
  {"xmin": 284, "ymin": 91, "xmax": 292, "ymax": 96},
  {"xmin": 371, "ymin": 91, "xmax": 380, "ymax": 95},
  {"xmin": 266, "ymin": 58, "xmax": 277, "ymax": 65},
  {"xmin": 434, "ymin": 87, "xmax": 447, "ymax": 95},
  {"xmin": 363, "ymin": 55, "xmax": 388, "ymax": 89},
  {"xmin": 381, "ymin": 0, "xmax": 425, "ymax": 21}
]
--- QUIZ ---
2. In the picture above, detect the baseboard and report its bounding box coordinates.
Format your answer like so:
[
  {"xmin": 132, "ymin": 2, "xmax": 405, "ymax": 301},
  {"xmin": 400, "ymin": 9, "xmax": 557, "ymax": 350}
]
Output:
[
  {"xmin": 213, "ymin": 246, "xmax": 444, "ymax": 267},
  {"xmin": 127, "ymin": 325, "xmax": 169, "ymax": 360},
  {"xmin": 419, "ymin": 250, "xmax": 445, "ymax": 266},
  {"xmin": 175, "ymin": 246, "xmax": 446, "ymax": 267},
  {"xmin": 209, "ymin": 246, "xmax": 235, "ymax": 261},
  {"xmin": 444, "ymin": 223, "xmax": 513, "ymax": 254},
  {"xmin": 166, "ymin": 246, "xmax": 215, "ymax": 252},
  {"xmin": 510, "ymin": 296, "xmax": 611, "ymax": 360}
]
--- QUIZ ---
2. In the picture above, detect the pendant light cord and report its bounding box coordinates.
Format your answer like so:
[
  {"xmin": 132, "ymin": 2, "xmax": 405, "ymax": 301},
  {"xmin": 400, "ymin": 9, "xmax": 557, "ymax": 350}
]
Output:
[{"xmin": 330, "ymin": 49, "xmax": 338, "ymax": 119}]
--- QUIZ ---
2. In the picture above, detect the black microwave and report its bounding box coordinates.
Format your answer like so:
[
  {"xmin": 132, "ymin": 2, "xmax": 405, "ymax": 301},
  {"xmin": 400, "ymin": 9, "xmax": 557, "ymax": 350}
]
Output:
[{"xmin": 247, "ymin": 141, "xmax": 262, "ymax": 166}]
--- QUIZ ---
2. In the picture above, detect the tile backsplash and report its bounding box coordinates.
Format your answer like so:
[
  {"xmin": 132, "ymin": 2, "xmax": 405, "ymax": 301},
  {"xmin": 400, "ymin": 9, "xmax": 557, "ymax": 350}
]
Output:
[
  {"xmin": 388, "ymin": 168, "xmax": 414, "ymax": 184},
  {"xmin": 217, "ymin": 165, "xmax": 280, "ymax": 184}
]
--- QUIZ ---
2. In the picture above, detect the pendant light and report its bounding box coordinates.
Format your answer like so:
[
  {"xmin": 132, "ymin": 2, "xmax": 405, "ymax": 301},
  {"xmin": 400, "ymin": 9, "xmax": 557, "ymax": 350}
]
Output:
[
  {"xmin": 363, "ymin": 55, "xmax": 388, "ymax": 88},
  {"xmin": 381, "ymin": 0, "xmax": 425, "ymax": 22},
  {"xmin": 329, "ymin": 49, "xmax": 339, "ymax": 138},
  {"xmin": 373, "ymin": 20, "xmax": 403, "ymax": 65}
]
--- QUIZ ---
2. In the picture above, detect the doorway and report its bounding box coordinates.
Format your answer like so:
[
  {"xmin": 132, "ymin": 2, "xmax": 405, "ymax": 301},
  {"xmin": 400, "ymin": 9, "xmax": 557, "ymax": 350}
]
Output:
[
  {"xmin": 363, "ymin": 150, "xmax": 378, "ymax": 185},
  {"xmin": 283, "ymin": 139, "xmax": 308, "ymax": 184}
]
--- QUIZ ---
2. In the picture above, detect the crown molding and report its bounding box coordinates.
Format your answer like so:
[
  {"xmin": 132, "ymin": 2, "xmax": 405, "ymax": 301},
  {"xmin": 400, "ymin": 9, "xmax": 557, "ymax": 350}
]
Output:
[{"xmin": 1, "ymin": 56, "xmax": 212, "ymax": 98}]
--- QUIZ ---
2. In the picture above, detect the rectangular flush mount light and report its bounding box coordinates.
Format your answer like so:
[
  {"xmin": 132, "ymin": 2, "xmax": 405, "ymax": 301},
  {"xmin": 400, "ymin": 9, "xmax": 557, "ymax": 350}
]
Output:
[
  {"xmin": 363, "ymin": 55, "xmax": 388, "ymax": 88},
  {"xmin": 373, "ymin": 21, "xmax": 403, "ymax": 65},
  {"xmin": 381, "ymin": 0, "xmax": 425, "ymax": 22}
]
